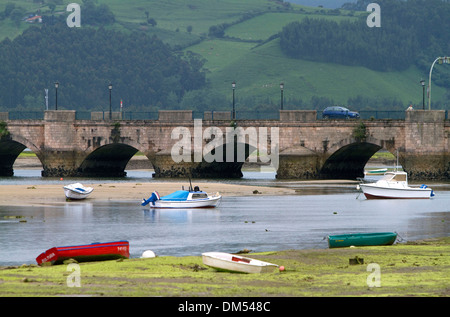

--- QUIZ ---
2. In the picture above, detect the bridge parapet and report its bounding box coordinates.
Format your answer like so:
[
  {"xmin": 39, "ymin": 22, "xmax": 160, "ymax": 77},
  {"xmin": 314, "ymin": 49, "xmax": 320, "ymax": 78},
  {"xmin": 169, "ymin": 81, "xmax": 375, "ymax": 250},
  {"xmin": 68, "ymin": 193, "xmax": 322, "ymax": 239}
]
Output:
[
  {"xmin": 405, "ymin": 109, "xmax": 446, "ymax": 122},
  {"xmin": 44, "ymin": 110, "xmax": 76, "ymax": 121},
  {"xmin": 158, "ymin": 110, "xmax": 193, "ymax": 121},
  {"xmin": 203, "ymin": 111, "xmax": 231, "ymax": 120}
]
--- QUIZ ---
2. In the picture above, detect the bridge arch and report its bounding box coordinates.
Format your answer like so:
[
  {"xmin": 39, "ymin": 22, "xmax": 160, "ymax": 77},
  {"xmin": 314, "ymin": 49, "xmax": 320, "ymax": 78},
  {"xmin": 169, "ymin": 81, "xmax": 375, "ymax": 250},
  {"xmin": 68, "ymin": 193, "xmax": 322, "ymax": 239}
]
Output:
[
  {"xmin": 193, "ymin": 140, "xmax": 258, "ymax": 178},
  {"xmin": 277, "ymin": 135, "xmax": 398, "ymax": 180},
  {"xmin": 0, "ymin": 134, "xmax": 43, "ymax": 176},
  {"xmin": 320, "ymin": 141, "xmax": 383, "ymax": 179},
  {"xmin": 78, "ymin": 143, "xmax": 140, "ymax": 177},
  {"xmin": 150, "ymin": 140, "xmax": 259, "ymax": 178},
  {"xmin": 321, "ymin": 133, "xmax": 400, "ymax": 179}
]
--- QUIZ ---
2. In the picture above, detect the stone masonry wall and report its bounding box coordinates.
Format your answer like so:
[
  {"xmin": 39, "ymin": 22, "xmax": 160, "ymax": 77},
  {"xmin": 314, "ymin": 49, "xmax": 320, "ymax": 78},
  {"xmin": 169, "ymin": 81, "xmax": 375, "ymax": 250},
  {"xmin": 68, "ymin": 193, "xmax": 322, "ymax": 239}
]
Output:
[{"xmin": 2, "ymin": 110, "xmax": 449, "ymax": 179}]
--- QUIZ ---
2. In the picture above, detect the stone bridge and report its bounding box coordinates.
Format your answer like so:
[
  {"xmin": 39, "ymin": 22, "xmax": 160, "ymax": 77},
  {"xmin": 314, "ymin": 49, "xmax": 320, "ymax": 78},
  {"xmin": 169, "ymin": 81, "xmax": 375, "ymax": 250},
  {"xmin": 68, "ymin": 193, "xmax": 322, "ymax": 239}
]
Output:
[{"xmin": 0, "ymin": 110, "xmax": 449, "ymax": 180}]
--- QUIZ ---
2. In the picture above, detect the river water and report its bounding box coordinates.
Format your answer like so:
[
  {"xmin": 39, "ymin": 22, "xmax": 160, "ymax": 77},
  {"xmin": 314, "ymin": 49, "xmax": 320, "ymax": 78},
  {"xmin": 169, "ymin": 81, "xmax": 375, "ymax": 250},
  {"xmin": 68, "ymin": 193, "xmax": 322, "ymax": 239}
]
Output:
[{"xmin": 0, "ymin": 169, "xmax": 449, "ymax": 266}]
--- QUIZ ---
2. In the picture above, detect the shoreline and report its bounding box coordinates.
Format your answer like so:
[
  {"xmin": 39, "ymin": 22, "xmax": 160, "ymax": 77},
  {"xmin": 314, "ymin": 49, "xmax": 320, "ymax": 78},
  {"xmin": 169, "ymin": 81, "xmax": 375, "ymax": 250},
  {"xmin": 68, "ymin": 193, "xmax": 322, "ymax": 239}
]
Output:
[
  {"xmin": 0, "ymin": 181, "xmax": 299, "ymax": 207},
  {"xmin": 2, "ymin": 174, "xmax": 449, "ymax": 207}
]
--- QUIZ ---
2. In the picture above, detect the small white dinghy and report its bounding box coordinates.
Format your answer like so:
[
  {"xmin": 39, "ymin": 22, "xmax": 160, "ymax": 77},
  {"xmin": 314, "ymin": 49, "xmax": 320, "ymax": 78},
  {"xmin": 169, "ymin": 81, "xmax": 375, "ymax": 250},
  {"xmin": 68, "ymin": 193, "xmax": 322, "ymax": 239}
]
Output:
[
  {"xmin": 63, "ymin": 183, "xmax": 94, "ymax": 200},
  {"xmin": 202, "ymin": 252, "xmax": 278, "ymax": 274}
]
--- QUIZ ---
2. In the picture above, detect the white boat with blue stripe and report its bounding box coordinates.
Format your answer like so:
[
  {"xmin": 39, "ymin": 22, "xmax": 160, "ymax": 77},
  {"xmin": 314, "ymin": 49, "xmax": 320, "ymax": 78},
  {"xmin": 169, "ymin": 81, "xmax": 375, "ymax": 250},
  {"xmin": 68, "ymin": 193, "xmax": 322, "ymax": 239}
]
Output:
[
  {"xmin": 63, "ymin": 183, "xmax": 94, "ymax": 200},
  {"xmin": 141, "ymin": 186, "xmax": 221, "ymax": 209}
]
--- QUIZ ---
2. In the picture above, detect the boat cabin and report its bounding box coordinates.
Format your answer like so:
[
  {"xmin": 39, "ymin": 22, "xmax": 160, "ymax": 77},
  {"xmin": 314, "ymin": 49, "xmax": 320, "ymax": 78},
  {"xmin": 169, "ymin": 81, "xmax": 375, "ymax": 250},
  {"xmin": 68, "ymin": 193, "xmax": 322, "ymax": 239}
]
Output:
[
  {"xmin": 380, "ymin": 171, "xmax": 407, "ymax": 183},
  {"xmin": 160, "ymin": 190, "xmax": 209, "ymax": 201},
  {"xmin": 191, "ymin": 192, "xmax": 208, "ymax": 199}
]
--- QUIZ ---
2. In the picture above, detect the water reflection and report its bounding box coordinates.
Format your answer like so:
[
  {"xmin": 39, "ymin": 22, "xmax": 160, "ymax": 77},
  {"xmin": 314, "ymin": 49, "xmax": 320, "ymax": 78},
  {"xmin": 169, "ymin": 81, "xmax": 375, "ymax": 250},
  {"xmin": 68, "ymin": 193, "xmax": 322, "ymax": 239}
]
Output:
[
  {"xmin": 64, "ymin": 203, "xmax": 93, "ymax": 216},
  {"xmin": 143, "ymin": 209, "xmax": 195, "ymax": 223}
]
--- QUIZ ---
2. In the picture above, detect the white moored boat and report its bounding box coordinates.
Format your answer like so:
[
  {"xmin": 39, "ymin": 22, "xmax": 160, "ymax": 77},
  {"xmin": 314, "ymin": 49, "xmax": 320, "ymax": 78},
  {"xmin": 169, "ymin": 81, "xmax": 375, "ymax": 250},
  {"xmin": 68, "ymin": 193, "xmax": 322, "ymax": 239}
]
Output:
[
  {"xmin": 141, "ymin": 187, "xmax": 221, "ymax": 208},
  {"xmin": 358, "ymin": 171, "xmax": 434, "ymax": 199},
  {"xmin": 202, "ymin": 252, "xmax": 278, "ymax": 274},
  {"xmin": 63, "ymin": 183, "xmax": 94, "ymax": 200}
]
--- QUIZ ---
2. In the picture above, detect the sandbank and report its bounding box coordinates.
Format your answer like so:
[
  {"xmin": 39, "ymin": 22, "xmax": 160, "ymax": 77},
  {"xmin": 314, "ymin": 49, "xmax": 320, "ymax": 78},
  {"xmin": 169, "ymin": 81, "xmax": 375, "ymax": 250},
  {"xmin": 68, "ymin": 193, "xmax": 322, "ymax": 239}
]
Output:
[{"xmin": 0, "ymin": 181, "xmax": 297, "ymax": 207}]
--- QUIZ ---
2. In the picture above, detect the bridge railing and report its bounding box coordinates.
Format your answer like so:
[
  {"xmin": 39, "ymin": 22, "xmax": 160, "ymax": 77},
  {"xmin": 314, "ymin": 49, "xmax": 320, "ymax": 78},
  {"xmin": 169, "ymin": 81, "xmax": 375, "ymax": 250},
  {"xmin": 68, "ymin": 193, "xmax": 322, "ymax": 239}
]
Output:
[
  {"xmin": 2, "ymin": 110, "xmax": 448, "ymax": 121},
  {"xmin": 358, "ymin": 110, "xmax": 405, "ymax": 120},
  {"xmin": 7, "ymin": 111, "xmax": 45, "ymax": 120},
  {"xmin": 74, "ymin": 111, "xmax": 160, "ymax": 120},
  {"xmin": 74, "ymin": 110, "xmax": 280, "ymax": 120}
]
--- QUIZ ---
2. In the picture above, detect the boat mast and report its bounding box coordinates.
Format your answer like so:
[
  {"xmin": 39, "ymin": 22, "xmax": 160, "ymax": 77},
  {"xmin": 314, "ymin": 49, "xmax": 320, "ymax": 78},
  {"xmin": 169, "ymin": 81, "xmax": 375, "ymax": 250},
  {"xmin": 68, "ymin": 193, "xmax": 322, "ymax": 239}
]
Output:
[
  {"xmin": 395, "ymin": 149, "xmax": 399, "ymax": 172},
  {"xmin": 188, "ymin": 176, "xmax": 193, "ymax": 191}
]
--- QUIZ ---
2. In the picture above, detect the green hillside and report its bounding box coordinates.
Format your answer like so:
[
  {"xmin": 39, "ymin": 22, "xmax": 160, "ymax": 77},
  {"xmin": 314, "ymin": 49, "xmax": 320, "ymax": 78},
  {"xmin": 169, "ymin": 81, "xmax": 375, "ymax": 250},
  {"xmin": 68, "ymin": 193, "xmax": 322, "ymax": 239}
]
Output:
[
  {"xmin": 189, "ymin": 37, "xmax": 442, "ymax": 108},
  {"xmin": 0, "ymin": 0, "xmax": 448, "ymax": 111}
]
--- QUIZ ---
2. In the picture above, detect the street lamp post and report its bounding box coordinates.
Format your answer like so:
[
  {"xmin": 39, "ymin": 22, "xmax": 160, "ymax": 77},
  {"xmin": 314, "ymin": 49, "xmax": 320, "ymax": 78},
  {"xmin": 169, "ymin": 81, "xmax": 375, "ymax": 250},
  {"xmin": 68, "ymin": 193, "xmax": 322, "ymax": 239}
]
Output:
[
  {"xmin": 280, "ymin": 82, "xmax": 284, "ymax": 110},
  {"xmin": 54, "ymin": 82, "xmax": 59, "ymax": 110},
  {"xmin": 232, "ymin": 81, "xmax": 236, "ymax": 120},
  {"xmin": 45, "ymin": 89, "xmax": 48, "ymax": 110},
  {"xmin": 420, "ymin": 79, "xmax": 425, "ymax": 110},
  {"xmin": 428, "ymin": 56, "xmax": 449, "ymax": 110},
  {"xmin": 108, "ymin": 83, "xmax": 112, "ymax": 120}
]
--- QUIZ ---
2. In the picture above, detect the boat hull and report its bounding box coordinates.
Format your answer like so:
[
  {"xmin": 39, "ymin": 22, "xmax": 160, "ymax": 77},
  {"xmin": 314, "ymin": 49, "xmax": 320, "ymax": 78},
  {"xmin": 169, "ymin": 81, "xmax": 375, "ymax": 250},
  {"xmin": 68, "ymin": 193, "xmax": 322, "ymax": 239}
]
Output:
[
  {"xmin": 359, "ymin": 184, "xmax": 432, "ymax": 199},
  {"xmin": 36, "ymin": 241, "xmax": 129, "ymax": 265},
  {"xmin": 150, "ymin": 196, "xmax": 221, "ymax": 208},
  {"xmin": 64, "ymin": 189, "xmax": 93, "ymax": 200},
  {"xmin": 328, "ymin": 232, "xmax": 397, "ymax": 248},
  {"xmin": 202, "ymin": 252, "xmax": 278, "ymax": 273}
]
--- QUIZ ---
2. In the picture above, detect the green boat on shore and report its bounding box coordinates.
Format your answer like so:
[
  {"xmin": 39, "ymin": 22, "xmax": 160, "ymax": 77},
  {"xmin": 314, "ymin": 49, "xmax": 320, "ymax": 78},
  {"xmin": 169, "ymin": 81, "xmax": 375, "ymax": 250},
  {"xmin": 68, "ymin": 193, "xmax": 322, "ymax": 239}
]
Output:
[
  {"xmin": 364, "ymin": 168, "xmax": 388, "ymax": 175},
  {"xmin": 327, "ymin": 232, "xmax": 398, "ymax": 248}
]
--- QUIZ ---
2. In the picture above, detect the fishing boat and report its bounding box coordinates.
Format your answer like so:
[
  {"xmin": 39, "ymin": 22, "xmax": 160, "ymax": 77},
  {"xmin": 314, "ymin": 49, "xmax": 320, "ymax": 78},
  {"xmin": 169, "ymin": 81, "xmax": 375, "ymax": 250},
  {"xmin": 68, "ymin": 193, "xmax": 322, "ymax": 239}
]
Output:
[
  {"xmin": 327, "ymin": 232, "xmax": 397, "ymax": 248},
  {"xmin": 141, "ymin": 187, "xmax": 221, "ymax": 208},
  {"xmin": 202, "ymin": 252, "xmax": 278, "ymax": 273},
  {"xmin": 63, "ymin": 183, "xmax": 94, "ymax": 200},
  {"xmin": 364, "ymin": 168, "xmax": 387, "ymax": 175},
  {"xmin": 36, "ymin": 240, "xmax": 129, "ymax": 265},
  {"xmin": 358, "ymin": 171, "xmax": 434, "ymax": 199}
]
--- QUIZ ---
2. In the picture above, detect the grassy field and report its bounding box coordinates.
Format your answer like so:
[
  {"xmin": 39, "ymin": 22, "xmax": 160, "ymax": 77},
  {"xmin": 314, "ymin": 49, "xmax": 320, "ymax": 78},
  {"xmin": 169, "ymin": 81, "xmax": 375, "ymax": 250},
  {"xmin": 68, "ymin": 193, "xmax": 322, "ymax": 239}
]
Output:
[
  {"xmin": 189, "ymin": 37, "xmax": 446, "ymax": 106},
  {"xmin": 0, "ymin": 0, "xmax": 447, "ymax": 108},
  {"xmin": 0, "ymin": 237, "xmax": 448, "ymax": 297},
  {"xmin": 225, "ymin": 11, "xmax": 358, "ymax": 41},
  {"xmin": 103, "ymin": 0, "xmax": 275, "ymax": 34}
]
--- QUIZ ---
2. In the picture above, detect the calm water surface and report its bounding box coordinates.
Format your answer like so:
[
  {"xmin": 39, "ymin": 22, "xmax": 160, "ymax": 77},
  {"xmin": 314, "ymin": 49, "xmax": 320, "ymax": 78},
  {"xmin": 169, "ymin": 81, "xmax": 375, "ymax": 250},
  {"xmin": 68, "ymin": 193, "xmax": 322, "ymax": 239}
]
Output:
[{"xmin": 0, "ymin": 169, "xmax": 448, "ymax": 266}]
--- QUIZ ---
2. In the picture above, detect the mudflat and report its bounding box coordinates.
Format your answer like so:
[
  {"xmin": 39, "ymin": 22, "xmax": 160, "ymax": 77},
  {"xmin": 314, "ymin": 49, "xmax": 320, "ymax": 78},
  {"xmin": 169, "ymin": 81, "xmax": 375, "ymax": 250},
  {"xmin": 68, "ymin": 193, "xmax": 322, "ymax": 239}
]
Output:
[{"xmin": 0, "ymin": 181, "xmax": 297, "ymax": 206}]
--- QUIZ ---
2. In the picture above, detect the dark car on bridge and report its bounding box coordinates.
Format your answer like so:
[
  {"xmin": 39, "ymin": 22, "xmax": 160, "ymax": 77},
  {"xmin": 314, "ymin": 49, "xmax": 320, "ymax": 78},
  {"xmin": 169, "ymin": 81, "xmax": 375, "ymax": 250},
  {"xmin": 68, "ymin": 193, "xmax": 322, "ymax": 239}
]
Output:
[{"xmin": 322, "ymin": 106, "xmax": 360, "ymax": 119}]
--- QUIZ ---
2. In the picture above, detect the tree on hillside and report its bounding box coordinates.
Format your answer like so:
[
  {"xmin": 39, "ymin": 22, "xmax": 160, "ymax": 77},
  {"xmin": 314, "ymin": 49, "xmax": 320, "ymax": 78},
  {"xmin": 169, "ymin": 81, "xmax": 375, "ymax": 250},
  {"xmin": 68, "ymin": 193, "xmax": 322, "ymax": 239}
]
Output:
[
  {"xmin": 0, "ymin": 24, "xmax": 206, "ymax": 111},
  {"xmin": 280, "ymin": 0, "xmax": 450, "ymax": 87},
  {"xmin": 81, "ymin": 0, "xmax": 115, "ymax": 26}
]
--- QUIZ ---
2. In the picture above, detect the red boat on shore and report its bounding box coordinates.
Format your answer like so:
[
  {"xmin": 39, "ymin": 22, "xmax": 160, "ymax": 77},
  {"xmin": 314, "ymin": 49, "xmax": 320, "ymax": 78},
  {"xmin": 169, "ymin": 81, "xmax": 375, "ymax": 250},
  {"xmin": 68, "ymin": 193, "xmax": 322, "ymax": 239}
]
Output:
[{"xmin": 36, "ymin": 240, "xmax": 130, "ymax": 265}]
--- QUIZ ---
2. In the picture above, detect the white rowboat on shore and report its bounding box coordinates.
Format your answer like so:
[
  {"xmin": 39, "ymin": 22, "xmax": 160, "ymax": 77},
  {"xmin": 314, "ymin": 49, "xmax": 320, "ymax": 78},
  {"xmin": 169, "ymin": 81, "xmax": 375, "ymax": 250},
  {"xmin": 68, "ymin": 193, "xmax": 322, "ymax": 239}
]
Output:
[
  {"xmin": 63, "ymin": 183, "xmax": 94, "ymax": 200},
  {"xmin": 202, "ymin": 252, "xmax": 278, "ymax": 273}
]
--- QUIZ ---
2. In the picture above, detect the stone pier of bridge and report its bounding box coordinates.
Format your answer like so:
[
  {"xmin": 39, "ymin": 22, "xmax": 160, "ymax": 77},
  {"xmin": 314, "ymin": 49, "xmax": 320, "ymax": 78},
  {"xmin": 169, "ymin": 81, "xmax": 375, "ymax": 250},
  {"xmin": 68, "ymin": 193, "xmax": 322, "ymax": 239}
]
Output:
[{"xmin": 0, "ymin": 109, "xmax": 448, "ymax": 180}]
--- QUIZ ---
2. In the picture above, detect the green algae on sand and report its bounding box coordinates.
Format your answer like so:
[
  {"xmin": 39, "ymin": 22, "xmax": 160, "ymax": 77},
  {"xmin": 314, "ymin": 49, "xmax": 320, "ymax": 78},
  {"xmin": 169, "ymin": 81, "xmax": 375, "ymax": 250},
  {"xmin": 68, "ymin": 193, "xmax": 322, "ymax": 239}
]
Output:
[{"xmin": 0, "ymin": 237, "xmax": 448, "ymax": 297}]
